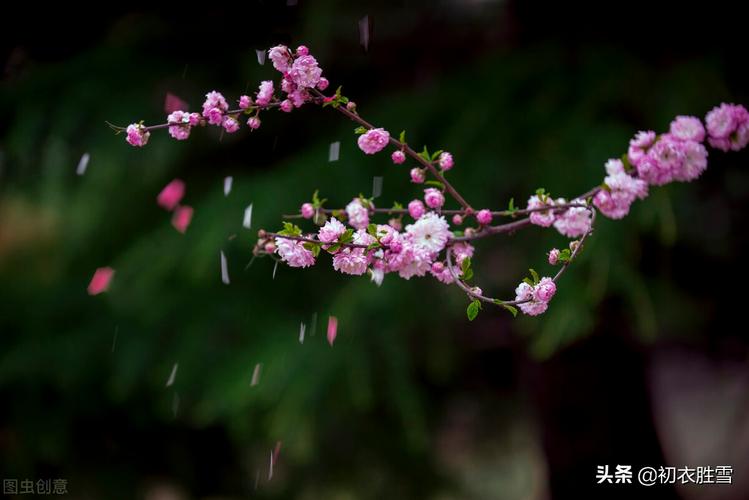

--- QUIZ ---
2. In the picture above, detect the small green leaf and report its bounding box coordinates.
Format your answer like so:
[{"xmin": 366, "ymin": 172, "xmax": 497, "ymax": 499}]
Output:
[
  {"xmin": 529, "ymin": 268, "xmax": 540, "ymax": 285},
  {"xmin": 367, "ymin": 223, "xmax": 378, "ymax": 236},
  {"xmin": 354, "ymin": 126, "xmax": 367, "ymax": 134},
  {"xmin": 523, "ymin": 277, "xmax": 534, "ymax": 287},
  {"xmin": 494, "ymin": 300, "xmax": 518, "ymax": 317},
  {"xmin": 399, "ymin": 130, "xmax": 406, "ymax": 144},
  {"xmin": 424, "ymin": 180, "xmax": 445, "ymax": 190},
  {"xmin": 461, "ymin": 258, "xmax": 474, "ymax": 281},
  {"xmin": 507, "ymin": 197, "xmax": 517, "ymax": 213},
  {"xmin": 392, "ymin": 201, "xmax": 404, "ymax": 210},
  {"xmin": 430, "ymin": 149, "xmax": 443, "ymax": 161},
  {"xmin": 278, "ymin": 222, "xmax": 302, "ymax": 237},
  {"xmin": 418, "ymin": 145, "xmax": 431, "ymax": 162},
  {"xmin": 339, "ymin": 229, "xmax": 354, "ymax": 244},
  {"xmin": 466, "ymin": 300, "xmax": 481, "ymax": 321}
]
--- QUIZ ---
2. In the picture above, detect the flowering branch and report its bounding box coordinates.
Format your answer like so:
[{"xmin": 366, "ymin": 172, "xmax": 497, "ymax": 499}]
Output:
[{"xmin": 113, "ymin": 44, "xmax": 749, "ymax": 320}]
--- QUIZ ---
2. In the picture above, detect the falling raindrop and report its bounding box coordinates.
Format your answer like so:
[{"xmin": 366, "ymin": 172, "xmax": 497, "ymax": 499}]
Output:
[
  {"xmin": 111, "ymin": 325, "xmax": 119, "ymax": 353},
  {"xmin": 166, "ymin": 363, "xmax": 179, "ymax": 387},
  {"xmin": 372, "ymin": 176, "xmax": 383, "ymax": 199},
  {"xmin": 359, "ymin": 16, "xmax": 371, "ymax": 52},
  {"xmin": 221, "ymin": 251, "xmax": 231, "ymax": 285},
  {"xmin": 251, "ymin": 363, "xmax": 262, "ymax": 386},
  {"xmin": 224, "ymin": 176, "xmax": 233, "ymax": 196},
  {"xmin": 243, "ymin": 203, "xmax": 253, "ymax": 229},
  {"xmin": 328, "ymin": 141, "xmax": 340, "ymax": 162},
  {"xmin": 76, "ymin": 153, "xmax": 90, "ymax": 176},
  {"xmin": 172, "ymin": 392, "xmax": 180, "ymax": 418}
]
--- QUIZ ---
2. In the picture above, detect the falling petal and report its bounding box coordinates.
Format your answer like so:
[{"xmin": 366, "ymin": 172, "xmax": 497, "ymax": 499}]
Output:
[
  {"xmin": 223, "ymin": 176, "xmax": 233, "ymax": 196},
  {"xmin": 256, "ymin": 49, "xmax": 266, "ymax": 65},
  {"xmin": 157, "ymin": 179, "xmax": 185, "ymax": 211},
  {"xmin": 372, "ymin": 176, "xmax": 383, "ymax": 199},
  {"xmin": 171, "ymin": 205, "xmax": 193, "ymax": 233},
  {"xmin": 243, "ymin": 203, "xmax": 253, "ymax": 229},
  {"xmin": 166, "ymin": 363, "xmax": 178, "ymax": 387},
  {"xmin": 299, "ymin": 322, "xmax": 306, "ymax": 344},
  {"xmin": 328, "ymin": 141, "xmax": 340, "ymax": 162},
  {"xmin": 268, "ymin": 450, "xmax": 274, "ymax": 480},
  {"xmin": 87, "ymin": 267, "xmax": 114, "ymax": 295},
  {"xmin": 358, "ymin": 16, "xmax": 371, "ymax": 51},
  {"xmin": 327, "ymin": 316, "xmax": 338, "ymax": 346},
  {"xmin": 76, "ymin": 152, "xmax": 90, "ymax": 176},
  {"xmin": 272, "ymin": 260, "xmax": 278, "ymax": 280},
  {"xmin": 251, "ymin": 363, "xmax": 262, "ymax": 386},
  {"xmin": 220, "ymin": 251, "xmax": 230, "ymax": 284},
  {"xmin": 164, "ymin": 92, "xmax": 189, "ymax": 114}
]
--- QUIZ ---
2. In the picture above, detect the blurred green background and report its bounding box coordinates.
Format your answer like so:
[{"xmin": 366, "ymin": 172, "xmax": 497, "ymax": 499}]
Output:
[{"xmin": 1, "ymin": 1, "xmax": 748, "ymax": 499}]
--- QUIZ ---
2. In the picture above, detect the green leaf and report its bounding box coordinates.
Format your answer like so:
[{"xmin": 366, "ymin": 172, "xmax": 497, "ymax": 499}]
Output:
[
  {"xmin": 399, "ymin": 130, "xmax": 406, "ymax": 144},
  {"xmin": 529, "ymin": 268, "xmax": 540, "ymax": 285},
  {"xmin": 354, "ymin": 126, "xmax": 367, "ymax": 134},
  {"xmin": 430, "ymin": 149, "xmax": 443, "ymax": 161},
  {"xmin": 418, "ymin": 145, "xmax": 431, "ymax": 162},
  {"xmin": 278, "ymin": 222, "xmax": 302, "ymax": 237},
  {"xmin": 461, "ymin": 258, "xmax": 473, "ymax": 282},
  {"xmin": 392, "ymin": 201, "xmax": 404, "ymax": 210},
  {"xmin": 507, "ymin": 197, "xmax": 516, "ymax": 213},
  {"xmin": 494, "ymin": 300, "xmax": 518, "ymax": 317},
  {"xmin": 523, "ymin": 277, "xmax": 534, "ymax": 287},
  {"xmin": 466, "ymin": 300, "xmax": 481, "ymax": 321},
  {"xmin": 424, "ymin": 180, "xmax": 445, "ymax": 190},
  {"xmin": 339, "ymin": 229, "xmax": 354, "ymax": 244},
  {"xmin": 367, "ymin": 223, "xmax": 378, "ymax": 236}
]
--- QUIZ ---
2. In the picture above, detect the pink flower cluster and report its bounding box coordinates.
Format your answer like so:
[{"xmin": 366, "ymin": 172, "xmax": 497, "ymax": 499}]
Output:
[
  {"xmin": 526, "ymin": 194, "xmax": 593, "ymax": 237},
  {"xmin": 515, "ymin": 277, "xmax": 556, "ymax": 316},
  {"xmin": 167, "ymin": 111, "xmax": 201, "ymax": 140},
  {"xmin": 705, "ymin": 103, "xmax": 749, "ymax": 152},
  {"xmin": 126, "ymin": 124, "xmax": 150, "ymax": 147},
  {"xmin": 268, "ymin": 44, "xmax": 328, "ymax": 110},
  {"xmin": 358, "ymin": 128, "xmax": 390, "ymax": 155},
  {"xmin": 593, "ymin": 159, "xmax": 648, "ymax": 219}
]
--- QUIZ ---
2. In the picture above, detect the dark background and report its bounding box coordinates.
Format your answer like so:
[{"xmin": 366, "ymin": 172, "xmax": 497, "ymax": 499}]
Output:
[{"xmin": 1, "ymin": 1, "xmax": 748, "ymax": 498}]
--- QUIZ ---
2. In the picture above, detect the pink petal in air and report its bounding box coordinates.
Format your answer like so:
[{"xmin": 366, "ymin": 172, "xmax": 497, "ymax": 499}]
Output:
[
  {"xmin": 157, "ymin": 179, "xmax": 185, "ymax": 211},
  {"xmin": 171, "ymin": 205, "xmax": 193, "ymax": 233},
  {"xmin": 327, "ymin": 316, "xmax": 338, "ymax": 346},
  {"xmin": 87, "ymin": 267, "xmax": 115, "ymax": 295},
  {"xmin": 164, "ymin": 92, "xmax": 189, "ymax": 114}
]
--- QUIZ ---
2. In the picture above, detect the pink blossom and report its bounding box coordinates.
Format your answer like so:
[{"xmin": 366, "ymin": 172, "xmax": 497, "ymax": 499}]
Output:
[
  {"xmin": 552, "ymin": 198, "xmax": 591, "ymax": 238},
  {"xmin": 157, "ymin": 179, "xmax": 185, "ymax": 211},
  {"xmin": 627, "ymin": 130, "xmax": 656, "ymax": 165},
  {"xmin": 410, "ymin": 168, "xmax": 425, "ymax": 184},
  {"xmin": 405, "ymin": 212, "xmax": 450, "ymax": 256},
  {"xmin": 388, "ymin": 241, "xmax": 433, "ymax": 280},
  {"xmin": 594, "ymin": 160, "xmax": 648, "ymax": 219},
  {"xmin": 256, "ymin": 81, "xmax": 274, "ymax": 106},
  {"xmin": 430, "ymin": 261, "xmax": 455, "ymax": 284},
  {"xmin": 345, "ymin": 198, "xmax": 370, "ymax": 230},
  {"xmin": 527, "ymin": 195, "xmax": 555, "ymax": 227},
  {"xmin": 388, "ymin": 218, "xmax": 402, "ymax": 231},
  {"xmin": 317, "ymin": 77, "xmax": 329, "ymax": 91},
  {"xmin": 515, "ymin": 282, "xmax": 548, "ymax": 316},
  {"xmin": 87, "ymin": 267, "xmax": 115, "ymax": 295},
  {"xmin": 239, "ymin": 95, "xmax": 252, "ymax": 109},
  {"xmin": 673, "ymin": 140, "xmax": 708, "ymax": 182},
  {"xmin": 126, "ymin": 124, "xmax": 150, "ymax": 147},
  {"xmin": 670, "ymin": 115, "xmax": 705, "ymax": 142},
  {"xmin": 318, "ymin": 217, "xmax": 346, "ymax": 243},
  {"xmin": 357, "ymin": 128, "xmax": 390, "ymax": 155},
  {"xmin": 476, "ymin": 209, "xmax": 492, "ymax": 225},
  {"xmin": 289, "ymin": 55, "xmax": 322, "ymax": 88},
  {"xmin": 275, "ymin": 237, "xmax": 315, "ymax": 268},
  {"xmin": 171, "ymin": 205, "xmax": 193, "ymax": 233},
  {"xmin": 408, "ymin": 199, "xmax": 425, "ymax": 219},
  {"xmin": 301, "ymin": 203, "xmax": 315, "ymax": 219},
  {"xmin": 391, "ymin": 150, "xmax": 406, "ymax": 164},
  {"xmin": 247, "ymin": 117, "xmax": 261, "ymax": 130},
  {"xmin": 451, "ymin": 242, "xmax": 474, "ymax": 265},
  {"xmin": 424, "ymin": 188, "xmax": 445, "ymax": 209},
  {"xmin": 333, "ymin": 247, "xmax": 369, "ymax": 275},
  {"xmin": 280, "ymin": 99, "xmax": 293, "ymax": 113},
  {"xmin": 646, "ymin": 136, "xmax": 684, "ymax": 185},
  {"xmin": 288, "ymin": 88, "xmax": 309, "ymax": 108},
  {"xmin": 167, "ymin": 111, "xmax": 198, "ymax": 141},
  {"xmin": 264, "ymin": 241, "xmax": 276, "ymax": 253},
  {"xmin": 548, "ymin": 248, "xmax": 560, "ymax": 265},
  {"xmin": 376, "ymin": 224, "xmax": 398, "ymax": 246},
  {"xmin": 296, "ymin": 45, "xmax": 310, "ymax": 56},
  {"xmin": 268, "ymin": 45, "xmax": 291, "ymax": 72},
  {"xmin": 438, "ymin": 152, "xmax": 454, "ymax": 170},
  {"xmin": 706, "ymin": 103, "xmax": 736, "ymax": 139},
  {"xmin": 534, "ymin": 277, "xmax": 556, "ymax": 302},
  {"xmin": 202, "ymin": 91, "xmax": 228, "ymax": 125},
  {"xmin": 222, "ymin": 116, "xmax": 240, "ymax": 133},
  {"xmin": 452, "ymin": 214, "xmax": 463, "ymax": 225}
]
